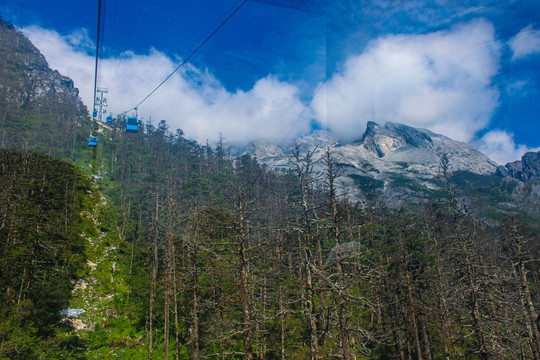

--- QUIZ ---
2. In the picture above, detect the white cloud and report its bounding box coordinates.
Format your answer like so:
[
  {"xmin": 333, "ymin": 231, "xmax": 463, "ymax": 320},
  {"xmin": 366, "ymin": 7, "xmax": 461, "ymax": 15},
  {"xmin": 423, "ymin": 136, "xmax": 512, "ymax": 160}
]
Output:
[
  {"xmin": 22, "ymin": 20, "xmax": 531, "ymax": 164},
  {"xmin": 22, "ymin": 26, "xmax": 310, "ymax": 145},
  {"xmin": 311, "ymin": 19, "xmax": 501, "ymax": 143},
  {"xmin": 509, "ymin": 25, "xmax": 540, "ymax": 60},
  {"xmin": 476, "ymin": 130, "xmax": 540, "ymax": 165}
]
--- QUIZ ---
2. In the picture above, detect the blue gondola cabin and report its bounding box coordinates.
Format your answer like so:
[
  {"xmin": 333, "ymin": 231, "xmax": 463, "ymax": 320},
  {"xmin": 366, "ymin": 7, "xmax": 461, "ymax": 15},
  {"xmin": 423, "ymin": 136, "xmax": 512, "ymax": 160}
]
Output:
[
  {"xmin": 88, "ymin": 136, "xmax": 98, "ymax": 147},
  {"xmin": 126, "ymin": 116, "xmax": 139, "ymax": 133},
  {"xmin": 106, "ymin": 115, "xmax": 113, "ymax": 123}
]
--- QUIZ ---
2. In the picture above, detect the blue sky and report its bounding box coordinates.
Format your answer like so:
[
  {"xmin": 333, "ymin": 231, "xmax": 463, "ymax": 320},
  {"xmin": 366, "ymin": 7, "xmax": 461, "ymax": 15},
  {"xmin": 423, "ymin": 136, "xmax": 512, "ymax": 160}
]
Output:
[{"xmin": 1, "ymin": 0, "xmax": 540, "ymax": 163}]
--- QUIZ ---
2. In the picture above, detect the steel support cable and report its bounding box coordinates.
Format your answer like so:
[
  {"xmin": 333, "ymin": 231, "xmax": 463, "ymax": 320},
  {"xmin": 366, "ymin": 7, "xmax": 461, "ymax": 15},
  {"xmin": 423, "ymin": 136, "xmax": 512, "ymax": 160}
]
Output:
[
  {"xmin": 127, "ymin": 0, "xmax": 249, "ymax": 112},
  {"xmin": 90, "ymin": 0, "xmax": 104, "ymax": 172},
  {"xmin": 92, "ymin": 0, "xmax": 103, "ymax": 117}
]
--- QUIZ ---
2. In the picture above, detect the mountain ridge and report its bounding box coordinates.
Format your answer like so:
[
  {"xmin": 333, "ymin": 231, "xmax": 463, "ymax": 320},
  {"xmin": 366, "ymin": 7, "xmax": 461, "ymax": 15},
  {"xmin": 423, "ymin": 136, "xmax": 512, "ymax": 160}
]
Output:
[{"xmin": 245, "ymin": 121, "xmax": 499, "ymax": 203}]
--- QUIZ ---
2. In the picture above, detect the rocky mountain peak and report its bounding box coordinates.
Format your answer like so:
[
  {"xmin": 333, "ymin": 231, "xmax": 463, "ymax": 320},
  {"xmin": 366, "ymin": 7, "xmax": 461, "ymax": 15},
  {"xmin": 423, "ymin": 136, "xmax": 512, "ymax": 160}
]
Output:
[
  {"xmin": 360, "ymin": 121, "xmax": 433, "ymax": 158},
  {"xmin": 497, "ymin": 151, "xmax": 540, "ymax": 182},
  {"xmin": 244, "ymin": 121, "xmax": 498, "ymax": 204}
]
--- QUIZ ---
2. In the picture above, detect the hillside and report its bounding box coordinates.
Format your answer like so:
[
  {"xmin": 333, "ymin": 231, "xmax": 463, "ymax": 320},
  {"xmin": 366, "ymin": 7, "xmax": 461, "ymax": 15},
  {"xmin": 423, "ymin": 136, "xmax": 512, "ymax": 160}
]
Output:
[
  {"xmin": 0, "ymin": 149, "xmax": 96, "ymax": 358},
  {"xmin": 0, "ymin": 17, "xmax": 539, "ymax": 360},
  {"xmin": 0, "ymin": 17, "xmax": 88, "ymax": 160}
]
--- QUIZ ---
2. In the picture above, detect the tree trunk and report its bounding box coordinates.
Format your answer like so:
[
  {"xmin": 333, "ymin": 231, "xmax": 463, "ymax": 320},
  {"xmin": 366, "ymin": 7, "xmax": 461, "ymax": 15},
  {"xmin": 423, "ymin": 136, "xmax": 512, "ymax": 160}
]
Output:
[
  {"xmin": 305, "ymin": 246, "xmax": 319, "ymax": 360},
  {"xmin": 406, "ymin": 269, "xmax": 424, "ymax": 360},
  {"xmin": 279, "ymin": 287, "xmax": 286, "ymax": 360},
  {"xmin": 148, "ymin": 193, "xmax": 159, "ymax": 359},
  {"xmin": 239, "ymin": 224, "xmax": 253, "ymax": 360},
  {"xmin": 191, "ymin": 236, "xmax": 200, "ymax": 360},
  {"xmin": 174, "ymin": 248, "xmax": 180, "ymax": 360},
  {"xmin": 419, "ymin": 312, "xmax": 432, "ymax": 360},
  {"xmin": 164, "ymin": 183, "xmax": 174, "ymax": 360}
]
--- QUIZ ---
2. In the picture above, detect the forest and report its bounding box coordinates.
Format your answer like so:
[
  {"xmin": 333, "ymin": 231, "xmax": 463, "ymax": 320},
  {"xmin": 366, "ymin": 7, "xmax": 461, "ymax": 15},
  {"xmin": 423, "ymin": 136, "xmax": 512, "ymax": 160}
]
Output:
[
  {"xmin": 2, "ymin": 113, "xmax": 539, "ymax": 359},
  {"xmin": 0, "ymin": 150, "xmax": 93, "ymax": 358}
]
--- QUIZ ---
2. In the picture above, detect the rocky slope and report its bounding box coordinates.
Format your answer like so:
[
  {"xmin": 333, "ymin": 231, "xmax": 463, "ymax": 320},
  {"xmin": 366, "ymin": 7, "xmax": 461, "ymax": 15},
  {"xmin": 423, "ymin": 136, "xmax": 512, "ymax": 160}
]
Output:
[{"xmin": 246, "ymin": 121, "xmax": 498, "ymax": 203}]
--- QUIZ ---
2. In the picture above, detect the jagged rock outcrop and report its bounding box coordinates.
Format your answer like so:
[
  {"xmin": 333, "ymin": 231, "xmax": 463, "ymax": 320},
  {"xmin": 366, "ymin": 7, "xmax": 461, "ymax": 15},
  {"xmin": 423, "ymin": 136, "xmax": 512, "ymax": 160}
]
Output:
[
  {"xmin": 497, "ymin": 151, "xmax": 540, "ymax": 182},
  {"xmin": 359, "ymin": 121, "xmax": 433, "ymax": 157}
]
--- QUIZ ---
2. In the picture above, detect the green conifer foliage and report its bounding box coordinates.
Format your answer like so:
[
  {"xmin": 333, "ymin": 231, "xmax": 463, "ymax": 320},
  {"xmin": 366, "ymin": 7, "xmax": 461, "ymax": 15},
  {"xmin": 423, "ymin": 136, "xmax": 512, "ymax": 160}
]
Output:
[{"xmin": 0, "ymin": 149, "xmax": 93, "ymax": 359}]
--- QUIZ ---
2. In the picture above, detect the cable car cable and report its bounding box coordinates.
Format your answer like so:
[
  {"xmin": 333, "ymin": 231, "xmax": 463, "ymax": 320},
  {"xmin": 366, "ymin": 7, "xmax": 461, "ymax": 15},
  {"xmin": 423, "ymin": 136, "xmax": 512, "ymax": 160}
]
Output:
[
  {"xmin": 89, "ymin": 0, "xmax": 105, "ymax": 170},
  {"xmin": 92, "ymin": 0, "xmax": 104, "ymax": 116},
  {"xmin": 127, "ymin": 0, "xmax": 249, "ymax": 112}
]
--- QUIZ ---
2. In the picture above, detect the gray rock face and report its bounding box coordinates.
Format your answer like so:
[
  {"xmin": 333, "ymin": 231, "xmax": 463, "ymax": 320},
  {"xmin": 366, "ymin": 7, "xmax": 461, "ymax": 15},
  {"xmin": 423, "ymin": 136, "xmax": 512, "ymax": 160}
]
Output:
[
  {"xmin": 245, "ymin": 122, "xmax": 498, "ymax": 204},
  {"xmin": 359, "ymin": 121, "xmax": 433, "ymax": 157},
  {"xmin": 0, "ymin": 19, "xmax": 86, "ymax": 115},
  {"xmin": 497, "ymin": 151, "xmax": 540, "ymax": 182}
]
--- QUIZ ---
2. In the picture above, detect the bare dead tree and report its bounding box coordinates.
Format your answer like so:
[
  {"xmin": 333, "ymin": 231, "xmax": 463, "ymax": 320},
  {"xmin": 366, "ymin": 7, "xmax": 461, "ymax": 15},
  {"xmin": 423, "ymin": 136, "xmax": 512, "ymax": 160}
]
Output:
[{"xmin": 290, "ymin": 143, "xmax": 320, "ymax": 359}]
